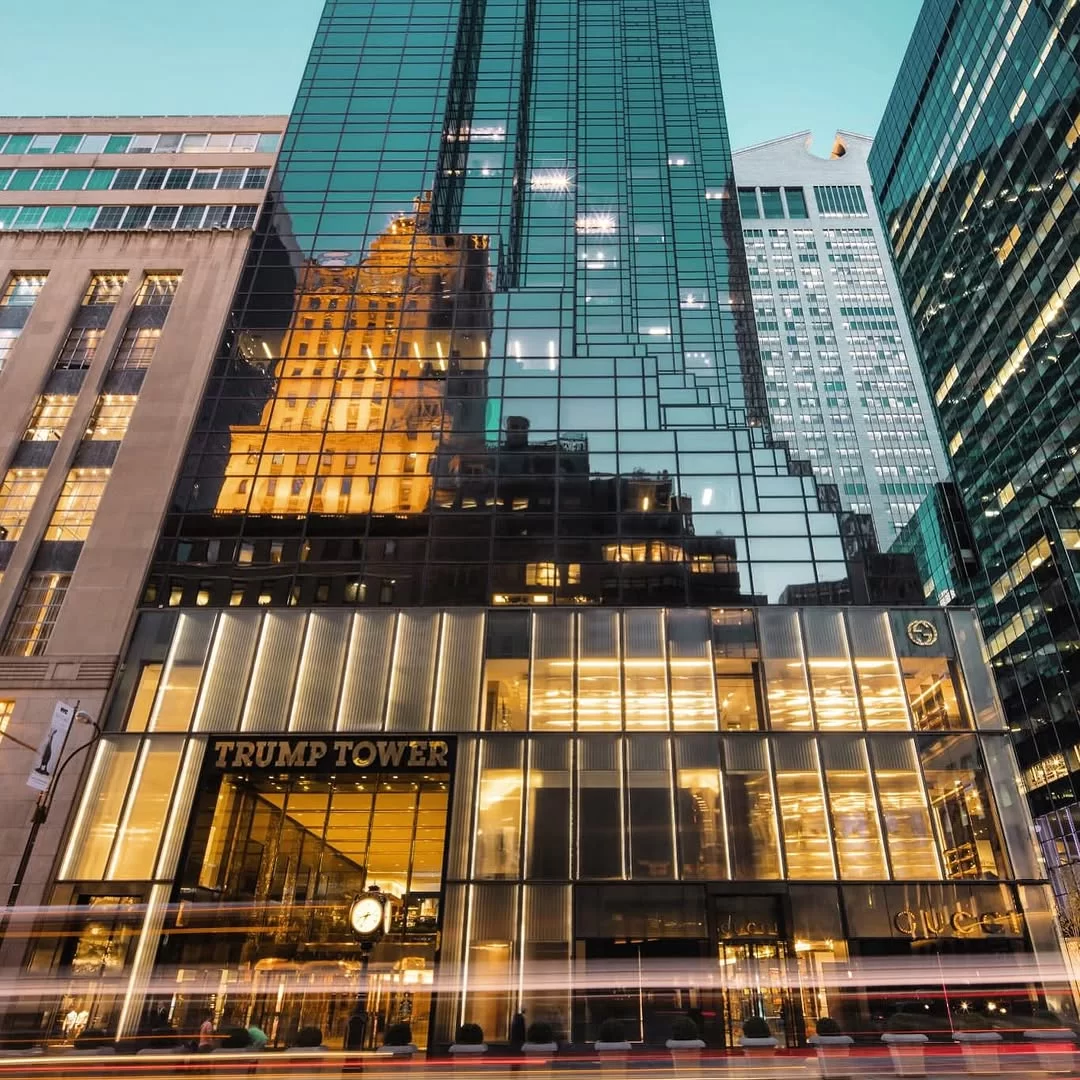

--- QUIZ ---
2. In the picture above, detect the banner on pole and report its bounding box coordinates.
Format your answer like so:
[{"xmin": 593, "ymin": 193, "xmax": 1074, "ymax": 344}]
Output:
[{"xmin": 26, "ymin": 701, "xmax": 75, "ymax": 793}]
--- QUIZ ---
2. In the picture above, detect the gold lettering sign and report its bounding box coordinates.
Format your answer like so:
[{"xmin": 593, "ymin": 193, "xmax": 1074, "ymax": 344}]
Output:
[
  {"xmin": 210, "ymin": 737, "xmax": 452, "ymax": 772},
  {"xmin": 893, "ymin": 903, "xmax": 1022, "ymax": 940}
]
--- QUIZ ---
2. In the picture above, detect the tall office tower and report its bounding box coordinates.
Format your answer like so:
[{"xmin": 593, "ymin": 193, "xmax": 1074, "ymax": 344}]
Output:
[
  {"xmin": 869, "ymin": 0, "xmax": 1080, "ymax": 918},
  {"xmin": 734, "ymin": 133, "xmax": 949, "ymax": 549},
  {"xmin": 0, "ymin": 115, "xmax": 284, "ymax": 964},
  {"xmin": 10, "ymin": 0, "xmax": 1068, "ymax": 1055}
]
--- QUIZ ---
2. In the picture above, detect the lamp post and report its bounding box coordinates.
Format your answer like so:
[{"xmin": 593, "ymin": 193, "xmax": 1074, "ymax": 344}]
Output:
[
  {"xmin": 345, "ymin": 885, "xmax": 389, "ymax": 1051},
  {"xmin": 0, "ymin": 707, "xmax": 101, "ymax": 942}
]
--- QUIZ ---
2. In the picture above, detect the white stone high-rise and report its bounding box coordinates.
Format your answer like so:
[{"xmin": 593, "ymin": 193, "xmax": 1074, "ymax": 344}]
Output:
[{"xmin": 734, "ymin": 131, "xmax": 948, "ymax": 547}]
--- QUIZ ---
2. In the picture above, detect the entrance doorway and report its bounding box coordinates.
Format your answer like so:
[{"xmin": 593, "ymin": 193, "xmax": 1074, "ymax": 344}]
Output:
[
  {"xmin": 573, "ymin": 938, "xmax": 710, "ymax": 1045},
  {"xmin": 158, "ymin": 768, "xmax": 450, "ymax": 1048},
  {"xmin": 716, "ymin": 940, "xmax": 797, "ymax": 1048}
]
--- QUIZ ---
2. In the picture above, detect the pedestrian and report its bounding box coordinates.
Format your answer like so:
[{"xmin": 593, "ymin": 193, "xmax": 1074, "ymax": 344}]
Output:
[{"xmin": 198, "ymin": 1010, "xmax": 216, "ymax": 1051}]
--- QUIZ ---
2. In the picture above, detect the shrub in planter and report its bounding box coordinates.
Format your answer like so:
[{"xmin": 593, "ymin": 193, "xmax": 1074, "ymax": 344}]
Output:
[
  {"xmin": 293, "ymin": 1026, "xmax": 324, "ymax": 1048},
  {"xmin": 456, "ymin": 1024, "xmax": 485, "ymax": 1045},
  {"xmin": 742, "ymin": 1017, "xmax": 771, "ymax": 1040},
  {"xmin": 220, "ymin": 1026, "xmax": 252, "ymax": 1049},
  {"xmin": 666, "ymin": 1015, "xmax": 705, "ymax": 1057},
  {"xmin": 526, "ymin": 1021, "xmax": 554, "ymax": 1046},
  {"xmin": 384, "ymin": 1022, "xmax": 413, "ymax": 1047},
  {"xmin": 595, "ymin": 1018, "xmax": 631, "ymax": 1055},
  {"xmin": 598, "ymin": 1019, "xmax": 627, "ymax": 1044},
  {"xmin": 669, "ymin": 1016, "xmax": 700, "ymax": 1042},
  {"xmin": 815, "ymin": 1017, "xmax": 841, "ymax": 1037}
]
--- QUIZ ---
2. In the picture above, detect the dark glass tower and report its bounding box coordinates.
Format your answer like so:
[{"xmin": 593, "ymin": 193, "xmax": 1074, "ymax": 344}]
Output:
[
  {"xmin": 149, "ymin": 0, "xmax": 853, "ymax": 609},
  {"xmin": 871, "ymin": 0, "xmax": 1080, "ymax": 899}
]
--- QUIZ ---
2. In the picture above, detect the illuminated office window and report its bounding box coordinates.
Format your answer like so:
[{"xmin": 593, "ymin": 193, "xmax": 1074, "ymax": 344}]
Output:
[
  {"xmin": 0, "ymin": 572, "xmax": 71, "ymax": 656},
  {"xmin": 0, "ymin": 468, "xmax": 45, "ymax": 541},
  {"xmin": 23, "ymin": 395, "xmax": 76, "ymax": 441},
  {"xmin": 111, "ymin": 326, "xmax": 161, "ymax": 370},
  {"xmin": 55, "ymin": 327, "xmax": 105, "ymax": 369},
  {"xmin": 135, "ymin": 273, "xmax": 181, "ymax": 307},
  {"xmin": 53, "ymin": 273, "xmax": 126, "ymax": 370},
  {"xmin": 0, "ymin": 271, "xmax": 47, "ymax": 371},
  {"xmin": 1, "ymin": 272, "xmax": 47, "ymax": 305},
  {"xmin": 44, "ymin": 468, "xmax": 111, "ymax": 541},
  {"xmin": 83, "ymin": 272, "xmax": 127, "ymax": 305},
  {"xmin": 85, "ymin": 395, "xmax": 137, "ymax": 440}
]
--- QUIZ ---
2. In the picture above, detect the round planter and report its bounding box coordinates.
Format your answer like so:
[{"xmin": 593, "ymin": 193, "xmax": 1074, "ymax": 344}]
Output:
[
  {"xmin": 376, "ymin": 1043, "xmax": 419, "ymax": 1056},
  {"xmin": 595, "ymin": 1041, "xmax": 631, "ymax": 1070},
  {"xmin": 953, "ymin": 1032, "xmax": 1002, "ymax": 1076},
  {"xmin": 882, "ymin": 1033, "xmax": 928, "ymax": 1077},
  {"xmin": 666, "ymin": 1037, "xmax": 704, "ymax": 1069},
  {"xmin": 521, "ymin": 1042, "xmax": 558, "ymax": 1076},
  {"xmin": 282, "ymin": 1046, "xmax": 344, "ymax": 1079},
  {"xmin": 1023, "ymin": 1029, "xmax": 1076, "ymax": 1074},
  {"xmin": 739, "ymin": 1035, "xmax": 778, "ymax": 1055},
  {"xmin": 809, "ymin": 1035, "xmax": 854, "ymax": 1079},
  {"xmin": 450, "ymin": 1043, "xmax": 489, "ymax": 1069}
]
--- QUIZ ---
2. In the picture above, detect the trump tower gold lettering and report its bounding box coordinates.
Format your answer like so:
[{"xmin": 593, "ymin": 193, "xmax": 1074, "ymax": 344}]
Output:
[{"xmin": 211, "ymin": 737, "xmax": 451, "ymax": 772}]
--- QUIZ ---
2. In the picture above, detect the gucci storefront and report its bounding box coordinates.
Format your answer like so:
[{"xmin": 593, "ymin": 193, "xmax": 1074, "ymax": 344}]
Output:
[{"xmin": 25, "ymin": 606, "xmax": 1075, "ymax": 1048}]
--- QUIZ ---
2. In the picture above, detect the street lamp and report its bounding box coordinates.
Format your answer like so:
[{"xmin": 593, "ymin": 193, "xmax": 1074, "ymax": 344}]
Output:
[
  {"xmin": 344, "ymin": 884, "xmax": 390, "ymax": 1051},
  {"xmin": 0, "ymin": 707, "xmax": 101, "ymax": 941}
]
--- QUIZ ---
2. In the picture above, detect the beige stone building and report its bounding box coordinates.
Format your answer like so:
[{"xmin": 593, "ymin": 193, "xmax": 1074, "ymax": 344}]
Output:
[{"xmin": 0, "ymin": 115, "xmax": 284, "ymax": 960}]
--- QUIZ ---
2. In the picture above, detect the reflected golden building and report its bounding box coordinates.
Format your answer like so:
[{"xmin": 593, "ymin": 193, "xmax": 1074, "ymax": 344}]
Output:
[{"xmin": 217, "ymin": 193, "xmax": 491, "ymax": 518}]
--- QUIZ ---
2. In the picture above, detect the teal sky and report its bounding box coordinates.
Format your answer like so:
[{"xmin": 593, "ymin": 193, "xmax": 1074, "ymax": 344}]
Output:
[{"xmin": 0, "ymin": 0, "xmax": 921, "ymax": 151}]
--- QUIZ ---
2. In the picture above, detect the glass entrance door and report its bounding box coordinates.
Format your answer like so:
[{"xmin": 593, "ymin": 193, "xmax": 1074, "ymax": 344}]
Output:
[{"xmin": 717, "ymin": 940, "xmax": 798, "ymax": 1048}]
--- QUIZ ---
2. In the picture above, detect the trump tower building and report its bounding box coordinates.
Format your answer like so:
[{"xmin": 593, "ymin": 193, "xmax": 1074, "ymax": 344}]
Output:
[{"xmin": 16, "ymin": 0, "xmax": 1073, "ymax": 1053}]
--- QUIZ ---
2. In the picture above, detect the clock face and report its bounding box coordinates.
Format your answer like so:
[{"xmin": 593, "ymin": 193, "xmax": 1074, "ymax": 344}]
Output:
[
  {"xmin": 350, "ymin": 896, "xmax": 385, "ymax": 936},
  {"xmin": 907, "ymin": 618, "xmax": 939, "ymax": 647}
]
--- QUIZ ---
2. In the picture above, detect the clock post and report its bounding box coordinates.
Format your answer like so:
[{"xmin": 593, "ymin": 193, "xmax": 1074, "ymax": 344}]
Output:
[{"xmin": 345, "ymin": 884, "xmax": 389, "ymax": 1050}]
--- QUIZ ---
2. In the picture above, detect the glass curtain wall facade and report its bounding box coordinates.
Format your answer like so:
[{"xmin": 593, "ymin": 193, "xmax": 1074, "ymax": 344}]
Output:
[
  {"xmin": 869, "ymin": 0, "xmax": 1080, "ymax": 916},
  {"xmin": 37, "ymin": 605, "xmax": 1067, "ymax": 1050},
  {"xmin": 147, "ymin": 0, "xmax": 852, "ymax": 610}
]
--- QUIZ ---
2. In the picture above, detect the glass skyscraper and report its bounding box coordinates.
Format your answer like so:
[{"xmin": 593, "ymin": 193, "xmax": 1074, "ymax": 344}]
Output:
[
  {"xmin": 11, "ymin": 0, "xmax": 1070, "ymax": 1057},
  {"xmin": 148, "ymin": 0, "xmax": 854, "ymax": 609},
  {"xmin": 870, "ymin": 0, "xmax": 1080, "ymax": 912}
]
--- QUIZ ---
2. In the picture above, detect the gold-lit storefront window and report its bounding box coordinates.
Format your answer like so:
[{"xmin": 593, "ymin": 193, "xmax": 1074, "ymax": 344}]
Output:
[
  {"xmin": 578, "ymin": 610, "xmax": 621, "ymax": 730},
  {"xmin": 848, "ymin": 609, "xmax": 910, "ymax": 729},
  {"xmin": 822, "ymin": 738, "xmax": 887, "ymax": 879},
  {"xmin": 474, "ymin": 739, "xmax": 523, "ymax": 878},
  {"xmin": 920, "ymin": 734, "xmax": 1007, "ymax": 879},
  {"xmin": 624, "ymin": 609, "xmax": 668, "ymax": 730},
  {"xmin": 669, "ymin": 610, "xmax": 717, "ymax": 730},
  {"xmin": 713, "ymin": 609, "xmax": 761, "ymax": 730},
  {"xmin": 903, "ymin": 656, "xmax": 970, "ymax": 730},
  {"xmin": 774, "ymin": 737, "xmax": 836, "ymax": 878},
  {"xmin": 871, "ymin": 736, "xmax": 941, "ymax": 878},
  {"xmin": 804, "ymin": 610, "xmax": 861, "ymax": 729},
  {"xmin": 759, "ymin": 609, "xmax": 812, "ymax": 729},
  {"xmin": 723, "ymin": 736, "xmax": 782, "ymax": 879},
  {"xmin": 531, "ymin": 610, "xmax": 574, "ymax": 729},
  {"xmin": 114, "ymin": 608, "xmax": 993, "ymax": 737},
  {"xmin": 484, "ymin": 657, "xmax": 528, "ymax": 730},
  {"xmin": 675, "ymin": 736, "xmax": 728, "ymax": 878}
]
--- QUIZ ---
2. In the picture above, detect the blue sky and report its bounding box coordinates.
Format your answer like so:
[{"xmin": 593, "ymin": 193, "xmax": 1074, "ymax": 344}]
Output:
[{"xmin": 0, "ymin": 0, "xmax": 921, "ymax": 151}]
